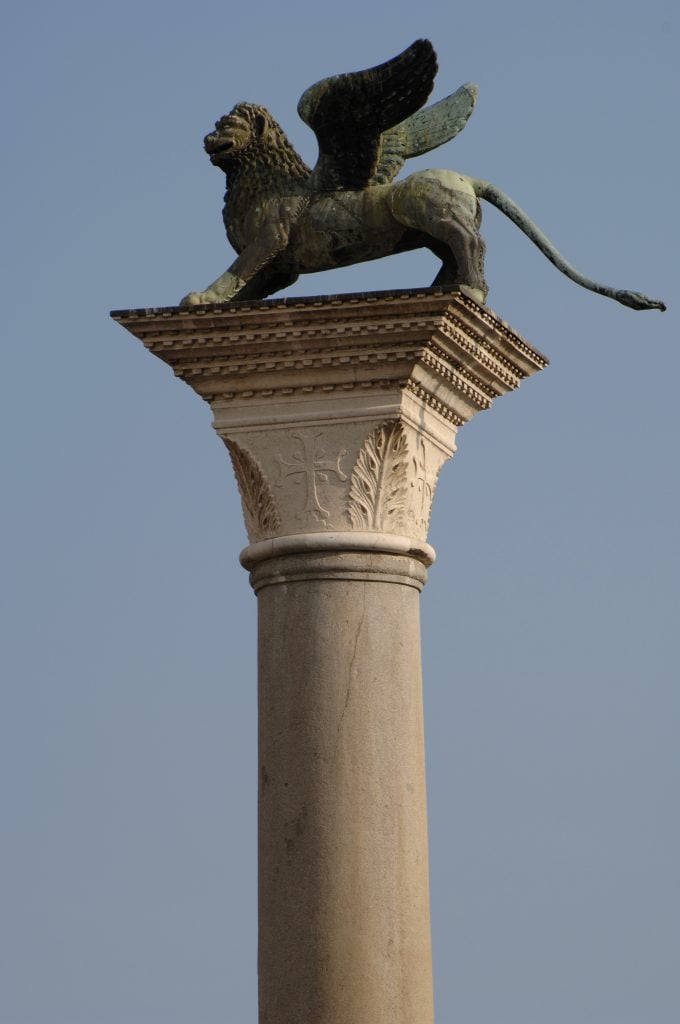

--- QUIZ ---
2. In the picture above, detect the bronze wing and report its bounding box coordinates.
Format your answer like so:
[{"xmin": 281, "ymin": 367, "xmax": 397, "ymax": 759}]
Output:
[
  {"xmin": 297, "ymin": 39, "xmax": 438, "ymax": 192},
  {"xmin": 372, "ymin": 83, "xmax": 478, "ymax": 184}
]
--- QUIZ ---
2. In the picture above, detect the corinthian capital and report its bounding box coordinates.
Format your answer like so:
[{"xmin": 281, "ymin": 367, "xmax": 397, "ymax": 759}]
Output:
[{"xmin": 112, "ymin": 289, "xmax": 547, "ymax": 552}]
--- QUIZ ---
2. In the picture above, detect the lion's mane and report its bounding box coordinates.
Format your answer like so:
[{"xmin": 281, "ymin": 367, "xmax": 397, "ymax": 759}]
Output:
[{"xmin": 222, "ymin": 103, "xmax": 310, "ymax": 195}]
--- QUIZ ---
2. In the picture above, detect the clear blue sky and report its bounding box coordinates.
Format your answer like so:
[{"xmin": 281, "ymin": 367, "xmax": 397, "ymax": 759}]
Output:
[{"xmin": 1, "ymin": 1, "xmax": 678, "ymax": 1022}]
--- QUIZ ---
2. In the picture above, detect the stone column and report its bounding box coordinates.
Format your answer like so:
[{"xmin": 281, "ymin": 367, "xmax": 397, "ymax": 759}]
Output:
[
  {"xmin": 112, "ymin": 288, "xmax": 547, "ymax": 1024},
  {"xmin": 251, "ymin": 544, "xmax": 433, "ymax": 1024}
]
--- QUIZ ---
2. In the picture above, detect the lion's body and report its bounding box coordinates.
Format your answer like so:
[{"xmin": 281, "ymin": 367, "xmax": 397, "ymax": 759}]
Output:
[
  {"xmin": 223, "ymin": 171, "xmax": 474, "ymax": 277},
  {"xmin": 289, "ymin": 171, "xmax": 480, "ymax": 274}
]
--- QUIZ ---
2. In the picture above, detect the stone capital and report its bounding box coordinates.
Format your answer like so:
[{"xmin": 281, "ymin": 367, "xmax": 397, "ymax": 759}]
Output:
[{"xmin": 112, "ymin": 288, "xmax": 547, "ymax": 556}]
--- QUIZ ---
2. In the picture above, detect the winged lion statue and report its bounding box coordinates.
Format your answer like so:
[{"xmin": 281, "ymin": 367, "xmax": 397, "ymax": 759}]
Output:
[{"xmin": 181, "ymin": 39, "xmax": 665, "ymax": 312}]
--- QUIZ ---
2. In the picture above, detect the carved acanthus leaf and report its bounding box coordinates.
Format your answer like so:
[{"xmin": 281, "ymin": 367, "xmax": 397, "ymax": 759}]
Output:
[
  {"xmin": 226, "ymin": 440, "xmax": 281, "ymax": 541},
  {"xmin": 347, "ymin": 421, "xmax": 409, "ymax": 531}
]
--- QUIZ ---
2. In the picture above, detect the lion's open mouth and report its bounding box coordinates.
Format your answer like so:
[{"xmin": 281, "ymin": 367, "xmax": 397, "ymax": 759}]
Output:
[{"xmin": 204, "ymin": 138, "xmax": 236, "ymax": 165}]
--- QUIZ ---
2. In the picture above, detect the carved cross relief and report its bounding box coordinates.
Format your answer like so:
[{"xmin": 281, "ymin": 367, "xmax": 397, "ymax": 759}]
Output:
[{"xmin": 275, "ymin": 430, "xmax": 348, "ymax": 526}]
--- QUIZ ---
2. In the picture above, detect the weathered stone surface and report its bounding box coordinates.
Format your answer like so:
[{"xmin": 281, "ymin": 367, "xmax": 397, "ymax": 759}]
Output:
[
  {"xmin": 112, "ymin": 287, "xmax": 548, "ymax": 1024},
  {"xmin": 253, "ymin": 549, "xmax": 432, "ymax": 1024}
]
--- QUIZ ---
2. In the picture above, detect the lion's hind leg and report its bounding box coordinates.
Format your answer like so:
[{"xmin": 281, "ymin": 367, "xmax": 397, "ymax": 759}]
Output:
[{"xmin": 391, "ymin": 171, "xmax": 488, "ymax": 302}]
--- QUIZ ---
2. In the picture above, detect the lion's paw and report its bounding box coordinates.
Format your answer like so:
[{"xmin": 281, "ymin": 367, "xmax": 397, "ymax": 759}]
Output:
[
  {"xmin": 180, "ymin": 290, "xmax": 220, "ymax": 307},
  {"xmin": 459, "ymin": 284, "xmax": 486, "ymax": 306}
]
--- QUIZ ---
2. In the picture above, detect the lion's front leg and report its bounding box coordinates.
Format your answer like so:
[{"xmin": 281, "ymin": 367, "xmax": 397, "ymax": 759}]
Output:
[
  {"xmin": 180, "ymin": 270, "xmax": 246, "ymax": 307},
  {"xmin": 180, "ymin": 218, "xmax": 292, "ymax": 306}
]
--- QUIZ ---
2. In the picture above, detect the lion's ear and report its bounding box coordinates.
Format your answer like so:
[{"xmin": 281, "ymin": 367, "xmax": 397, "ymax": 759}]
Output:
[{"xmin": 254, "ymin": 114, "xmax": 266, "ymax": 138}]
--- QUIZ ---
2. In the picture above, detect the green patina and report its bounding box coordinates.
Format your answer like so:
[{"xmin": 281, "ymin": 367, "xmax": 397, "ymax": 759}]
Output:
[{"xmin": 182, "ymin": 40, "xmax": 665, "ymax": 313}]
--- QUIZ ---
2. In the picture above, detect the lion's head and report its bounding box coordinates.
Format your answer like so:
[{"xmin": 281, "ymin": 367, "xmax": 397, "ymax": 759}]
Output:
[{"xmin": 203, "ymin": 103, "xmax": 309, "ymax": 183}]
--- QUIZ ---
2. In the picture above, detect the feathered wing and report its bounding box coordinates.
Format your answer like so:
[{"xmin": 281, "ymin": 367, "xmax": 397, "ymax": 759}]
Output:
[
  {"xmin": 297, "ymin": 39, "xmax": 438, "ymax": 191},
  {"xmin": 372, "ymin": 83, "xmax": 478, "ymax": 185}
]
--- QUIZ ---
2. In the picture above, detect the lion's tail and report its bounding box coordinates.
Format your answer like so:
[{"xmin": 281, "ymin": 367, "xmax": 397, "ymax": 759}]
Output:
[{"xmin": 472, "ymin": 179, "xmax": 666, "ymax": 312}]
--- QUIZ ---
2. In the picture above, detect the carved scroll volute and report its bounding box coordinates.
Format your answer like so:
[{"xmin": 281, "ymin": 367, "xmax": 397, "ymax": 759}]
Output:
[
  {"xmin": 408, "ymin": 435, "xmax": 446, "ymax": 537},
  {"xmin": 226, "ymin": 439, "xmax": 281, "ymax": 542}
]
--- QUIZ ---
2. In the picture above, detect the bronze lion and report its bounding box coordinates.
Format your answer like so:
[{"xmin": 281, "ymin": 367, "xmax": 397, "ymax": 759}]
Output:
[{"xmin": 182, "ymin": 40, "xmax": 664, "ymax": 312}]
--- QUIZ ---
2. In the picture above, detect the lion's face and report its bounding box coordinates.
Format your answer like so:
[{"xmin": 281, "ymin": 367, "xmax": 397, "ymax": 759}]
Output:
[{"xmin": 204, "ymin": 103, "xmax": 270, "ymax": 169}]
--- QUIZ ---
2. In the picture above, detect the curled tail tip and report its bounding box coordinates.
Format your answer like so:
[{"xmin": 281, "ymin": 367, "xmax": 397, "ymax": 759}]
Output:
[{"xmin": 618, "ymin": 290, "xmax": 667, "ymax": 312}]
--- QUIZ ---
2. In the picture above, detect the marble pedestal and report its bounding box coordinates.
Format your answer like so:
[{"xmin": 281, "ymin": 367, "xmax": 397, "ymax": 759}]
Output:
[{"xmin": 112, "ymin": 287, "xmax": 547, "ymax": 1024}]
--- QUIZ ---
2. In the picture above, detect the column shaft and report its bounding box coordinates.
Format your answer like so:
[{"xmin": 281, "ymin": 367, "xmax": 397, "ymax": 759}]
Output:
[{"xmin": 251, "ymin": 551, "xmax": 434, "ymax": 1024}]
